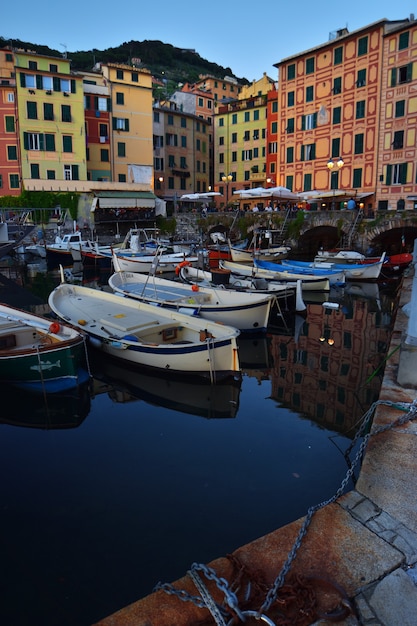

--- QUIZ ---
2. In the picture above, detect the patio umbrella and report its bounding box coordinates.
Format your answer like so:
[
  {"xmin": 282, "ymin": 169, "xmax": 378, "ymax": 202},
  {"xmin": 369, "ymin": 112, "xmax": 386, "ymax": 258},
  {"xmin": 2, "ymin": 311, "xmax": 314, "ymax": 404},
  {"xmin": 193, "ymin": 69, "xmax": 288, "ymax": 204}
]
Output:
[{"xmin": 268, "ymin": 186, "xmax": 298, "ymax": 200}]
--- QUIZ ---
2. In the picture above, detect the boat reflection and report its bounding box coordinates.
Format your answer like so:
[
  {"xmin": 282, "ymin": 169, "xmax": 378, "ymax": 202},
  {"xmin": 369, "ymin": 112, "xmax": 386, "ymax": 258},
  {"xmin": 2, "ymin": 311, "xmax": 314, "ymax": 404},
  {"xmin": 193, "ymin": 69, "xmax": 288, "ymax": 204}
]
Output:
[
  {"xmin": 0, "ymin": 380, "xmax": 91, "ymax": 429},
  {"xmin": 89, "ymin": 356, "xmax": 241, "ymax": 419}
]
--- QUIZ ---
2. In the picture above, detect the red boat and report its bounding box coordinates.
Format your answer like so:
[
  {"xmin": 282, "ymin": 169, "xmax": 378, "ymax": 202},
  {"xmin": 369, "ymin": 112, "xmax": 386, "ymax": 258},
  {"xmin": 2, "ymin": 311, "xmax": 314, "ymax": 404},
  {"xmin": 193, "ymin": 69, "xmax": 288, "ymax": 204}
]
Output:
[{"xmin": 365, "ymin": 252, "xmax": 413, "ymax": 274}]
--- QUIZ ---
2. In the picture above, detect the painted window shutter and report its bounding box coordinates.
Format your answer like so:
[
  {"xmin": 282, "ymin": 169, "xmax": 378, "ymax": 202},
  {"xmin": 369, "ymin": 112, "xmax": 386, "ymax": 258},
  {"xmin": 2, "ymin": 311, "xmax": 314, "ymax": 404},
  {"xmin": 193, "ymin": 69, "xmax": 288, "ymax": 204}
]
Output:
[
  {"xmin": 71, "ymin": 79, "xmax": 76, "ymax": 94},
  {"xmin": 386, "ymin": 164, "xmax": 392, "ymax": 185},
  {"xmin": 23, "ymin": 132, "xmax": 29, "ymax": 150},
  {"xmin": 72, "ymin": 165, "xmax": 79, "ymax": 180},
  {"xmin": 53, "ymin": 77, "xmax": 61, "ymax": 92},
  {"xmin": 20, "ymin": 73, "xmax": 26, "ymax": 87}
]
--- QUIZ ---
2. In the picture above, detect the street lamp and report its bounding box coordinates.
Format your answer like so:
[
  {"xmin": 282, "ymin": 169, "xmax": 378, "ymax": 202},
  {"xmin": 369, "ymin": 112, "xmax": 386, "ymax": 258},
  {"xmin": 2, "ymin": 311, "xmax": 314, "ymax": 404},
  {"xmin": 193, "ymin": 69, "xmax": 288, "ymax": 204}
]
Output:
[
  {"xmin": 327, "ymin": 157, "xmax": 344, "ymax": 210},
  {"xmin": 221, "ymin": 173, "xmax": 233, "ymax": 205}
]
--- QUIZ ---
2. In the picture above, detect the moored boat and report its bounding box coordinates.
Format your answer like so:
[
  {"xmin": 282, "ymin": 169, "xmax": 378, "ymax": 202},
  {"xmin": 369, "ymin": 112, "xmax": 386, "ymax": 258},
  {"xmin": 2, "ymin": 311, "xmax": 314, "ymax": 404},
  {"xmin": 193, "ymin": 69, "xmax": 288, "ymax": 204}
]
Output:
[
  {"xmin": 286, "ymin": 252, "xmax": 386, "ymax": 281},
  {"xmin": 0, "ymin": 303, "xmax": 89, "ymax": 393},
  {"xmin": 219, "ymin": 259, "xmax": 331, "ymax": 292},
  {"xmin": 109, "ymin": 256, "xmax": 274, "ymax": 334},
  {"xmin": 48, "ymin": 281, "xmax": 241, "ymax": 383}
]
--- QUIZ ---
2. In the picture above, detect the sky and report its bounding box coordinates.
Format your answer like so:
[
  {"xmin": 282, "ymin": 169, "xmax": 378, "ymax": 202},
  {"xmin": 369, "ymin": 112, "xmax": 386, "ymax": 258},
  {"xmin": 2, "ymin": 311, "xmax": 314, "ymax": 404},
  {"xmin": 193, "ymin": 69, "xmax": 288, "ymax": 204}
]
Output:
[{"xmin": 2, "ymin": 1, "xmax": 415, "ymax": 81}]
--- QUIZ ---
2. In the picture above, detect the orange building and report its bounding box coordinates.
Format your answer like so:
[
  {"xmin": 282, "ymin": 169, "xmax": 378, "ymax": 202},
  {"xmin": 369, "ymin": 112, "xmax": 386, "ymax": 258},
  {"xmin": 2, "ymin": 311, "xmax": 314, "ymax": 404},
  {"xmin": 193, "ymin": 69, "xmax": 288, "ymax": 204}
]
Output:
[
  {"xmin": 377, "ymin": 19, "xmax": 417, "ymax": 211},
  {"xmin": 274, "ymin": 18, "xmax": 413, "ymax": 212},
  {"xmin": 83, "ymin": 70, "xmax": 111, "ymax": 182}
]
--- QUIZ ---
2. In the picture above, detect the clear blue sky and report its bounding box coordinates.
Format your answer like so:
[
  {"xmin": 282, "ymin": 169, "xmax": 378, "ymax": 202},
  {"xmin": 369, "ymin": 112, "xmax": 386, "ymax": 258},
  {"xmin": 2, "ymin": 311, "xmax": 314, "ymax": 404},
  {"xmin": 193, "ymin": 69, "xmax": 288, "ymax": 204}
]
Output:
[{"xmin": 2, "ymin": 1, "xmax": 414, "ymax": 81}]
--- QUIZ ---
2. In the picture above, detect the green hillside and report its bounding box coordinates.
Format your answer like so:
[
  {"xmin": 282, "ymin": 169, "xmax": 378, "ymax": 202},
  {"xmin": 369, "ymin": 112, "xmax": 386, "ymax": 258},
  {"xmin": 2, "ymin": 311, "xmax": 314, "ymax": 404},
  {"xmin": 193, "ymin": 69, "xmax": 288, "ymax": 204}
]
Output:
[{"xmin": 1, "ymin": 36, "xmax": 250, "ymax": 91}]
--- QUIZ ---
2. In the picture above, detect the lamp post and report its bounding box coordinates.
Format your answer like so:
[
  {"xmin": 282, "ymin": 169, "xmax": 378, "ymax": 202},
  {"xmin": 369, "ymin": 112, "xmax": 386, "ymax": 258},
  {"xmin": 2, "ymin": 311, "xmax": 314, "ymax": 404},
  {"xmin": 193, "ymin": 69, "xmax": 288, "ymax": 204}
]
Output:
[
  {"xmin": 326, "ymin": 157, "xmax": 344, "ymax": 210},
  {"xmin": 221, "ymin": 173, "xmax": 233, "ymax": 207}
]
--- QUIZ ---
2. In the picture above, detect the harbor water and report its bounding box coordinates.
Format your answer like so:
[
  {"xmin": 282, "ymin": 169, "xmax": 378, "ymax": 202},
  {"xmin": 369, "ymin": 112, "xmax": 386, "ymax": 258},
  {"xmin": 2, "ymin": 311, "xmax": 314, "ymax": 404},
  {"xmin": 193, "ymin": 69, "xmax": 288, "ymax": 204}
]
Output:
[{"xmin": 0, "ymin": 259, "xmax": 403, "ymax": 626}]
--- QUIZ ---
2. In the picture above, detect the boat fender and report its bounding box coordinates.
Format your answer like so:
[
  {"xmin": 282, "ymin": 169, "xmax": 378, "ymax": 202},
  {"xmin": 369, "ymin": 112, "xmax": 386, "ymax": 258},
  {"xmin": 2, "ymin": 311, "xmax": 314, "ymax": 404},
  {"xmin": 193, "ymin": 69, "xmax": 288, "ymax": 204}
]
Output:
[
  {"xmin": 49, "ymin": 322, "xmax": 61, "ymax": 334},
  {"xmin": 175, "ymin": 260, "xmax": 192, "ymax": 276},
  {"xmin": 78, "ymin": 319, "xmax": 87, "ymax": 326},
  {"xmin": 123, "ymin": 334, "xmax": 139, "ymax": 342},
  {"xmin": 191, "ymin": 284, "xmax": 199, "ymax": 292},
  {"xmin": 178, "ymin": 308, "xmax": 199, "ymax": 316}
]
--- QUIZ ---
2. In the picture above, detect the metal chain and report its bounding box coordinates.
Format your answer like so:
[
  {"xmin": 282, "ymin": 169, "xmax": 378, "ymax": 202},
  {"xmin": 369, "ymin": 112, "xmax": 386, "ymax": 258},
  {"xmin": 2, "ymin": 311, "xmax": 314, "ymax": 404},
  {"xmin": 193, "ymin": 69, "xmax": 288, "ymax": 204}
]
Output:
[{"xmin": 155, "ymin": 398, "xmax": 417, "ymax": 622}]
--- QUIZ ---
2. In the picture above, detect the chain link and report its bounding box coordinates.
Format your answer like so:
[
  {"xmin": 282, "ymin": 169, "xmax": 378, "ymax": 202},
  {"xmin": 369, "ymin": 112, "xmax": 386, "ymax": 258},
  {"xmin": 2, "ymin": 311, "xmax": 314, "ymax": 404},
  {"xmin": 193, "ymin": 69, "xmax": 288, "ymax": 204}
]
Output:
[{"xmin": 155, "ymin": 399, "xmax": 417, "ymax": 621}]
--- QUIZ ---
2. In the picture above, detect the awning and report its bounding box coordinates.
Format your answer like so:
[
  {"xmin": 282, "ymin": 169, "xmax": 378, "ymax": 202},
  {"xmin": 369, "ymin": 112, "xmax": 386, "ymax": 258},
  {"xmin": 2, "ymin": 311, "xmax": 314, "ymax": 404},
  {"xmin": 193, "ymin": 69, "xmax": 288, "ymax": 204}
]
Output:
[{"xmin": 91, "ymin": 191, "xmax": 156, "ymax": 211}]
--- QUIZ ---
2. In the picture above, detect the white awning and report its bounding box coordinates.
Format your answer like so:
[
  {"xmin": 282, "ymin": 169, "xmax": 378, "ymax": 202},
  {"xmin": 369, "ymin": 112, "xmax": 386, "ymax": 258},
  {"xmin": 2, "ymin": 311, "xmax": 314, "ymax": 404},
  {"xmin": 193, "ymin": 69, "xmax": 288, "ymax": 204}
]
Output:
[{"xmin": 97, "ymin": 198, "xmax": 155, "ymax": 209}]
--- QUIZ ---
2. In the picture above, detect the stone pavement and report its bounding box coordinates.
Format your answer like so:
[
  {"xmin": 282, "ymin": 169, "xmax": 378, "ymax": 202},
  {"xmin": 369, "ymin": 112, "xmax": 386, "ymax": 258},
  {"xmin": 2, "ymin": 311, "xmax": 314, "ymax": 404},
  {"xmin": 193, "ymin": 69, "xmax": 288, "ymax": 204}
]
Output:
[{"xmin": 95, "ymin": 270, "xmax": 417, "ymax": 626}]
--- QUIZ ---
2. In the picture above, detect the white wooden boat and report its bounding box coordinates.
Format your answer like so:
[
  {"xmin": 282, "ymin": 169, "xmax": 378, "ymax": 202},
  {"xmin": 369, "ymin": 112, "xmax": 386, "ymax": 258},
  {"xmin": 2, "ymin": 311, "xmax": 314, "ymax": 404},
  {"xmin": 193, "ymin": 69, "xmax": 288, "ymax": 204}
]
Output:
[
  {"xmin": 284, "ymin": 252, "xmax": 386, "ymax": 280},
  {"xmin": 178, "ymin": 263, "xmax": 306, "ymax": 314},
  {"xmin": 109, "ymin": 256, "xmax": 274, "ymax": 333},
  {"xmin": 46, "ymin": 231, "xmax": 92, "ymax": 264},
  {"xmin": 112, "ymin": 248, "xmax": 199, "ymax": 274},
  {"xmin": 228, "ymin": 238, "xmax": 291, "ymax": 263},
  {"xmin": 219, "ymin": 260, "xmax": 331, "ymax": 292},
  {"xmin": 0, "ymin": 303, "xmax": 89, "ymax": 393},
  {"xmin": 48, "ymin": 280, "xmax": 241, "ymax": 383}
]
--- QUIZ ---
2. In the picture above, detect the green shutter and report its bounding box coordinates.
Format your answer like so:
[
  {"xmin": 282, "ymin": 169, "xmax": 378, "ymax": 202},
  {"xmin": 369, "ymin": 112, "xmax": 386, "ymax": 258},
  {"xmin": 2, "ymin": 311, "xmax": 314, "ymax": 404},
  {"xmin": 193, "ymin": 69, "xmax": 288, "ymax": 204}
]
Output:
[
  {"xmin": 125, "ymin": 119, "xmax": 129, "ymax": 132},
  {"xmin": 107, "ymin": 99, "xmax": 112, "ymax": 112},
  {"xmin": 45, "ymin": 134, "xmax": 55, "ymax": 151},
  {"xmin": 53, "ymin": 77, "xmax": 60, "ymax": 92},
  {"xmin": 301, "ymin": 145, "xmax": 305, "ymax": 160},
  {"xmin": 301, "ymin": 116, "xmax": 305, "ymax": 131},
  {"xmin": 386, "ymin": 164, "xmax": 392, "ymax": 185},
  {"xmin": 400, "ymin": 163, "xmax": 408, "ymax": 184},
  {"xmin": 39, "ymin": 134, "xmax": 45, "ymax": 151},
  {"xmin": 391, "ymin": 68, "xmax": 397, "ymax": 87},
  {"xmin": 94, "ymin": 96, "xmax": 99, "ymax": 110},
  {"xmin": 85, "ymin": 95, "xmax": 91, "ymax": 109},
  {"xmin": 20, "ymin": 73, "xmax": 26, "ymax": 87},
  {"xmin": 71, "ymin": 79, "xmax": 76, "ymax": 93},
  {"xmin": 23, "ymin": 132, "xmax": 29, "ymax": 150},
  {"xmin": 72, "ymin": 165, "xmax": 79, "ymax": 180},
  {"xmin": 407, "ymin": 63, "xmax": 413, "ymax": 82}
]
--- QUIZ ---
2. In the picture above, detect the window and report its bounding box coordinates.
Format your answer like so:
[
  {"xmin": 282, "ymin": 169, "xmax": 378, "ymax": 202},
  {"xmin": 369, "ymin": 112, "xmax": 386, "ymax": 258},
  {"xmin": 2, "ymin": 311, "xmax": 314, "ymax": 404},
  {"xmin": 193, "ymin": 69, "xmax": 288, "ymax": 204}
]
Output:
[
  {"xmin": 243, "ymin": 130, "xmax": 250, "ymax": 141},
  {"xmin": 100, "ymin": 149, "xmax": 109, "ymax": 162},
  {"xmin": 219, "ymin": 136, "xmax": 224, "ymax": 145},
  {"xmin": 244, "ymin": 111, "xmax": 250, "ymax": 122},
  {"xmin": 181, "ymin": 118, "xmax": 187, "ymax": 128},
  {"xmin": 271, "ymin": 122, "xmax": 277, "ymax": 134},
  {"xmin": 232, "ymin": 113, "xmax": 237, "ymax": 124},
  {"xmin": 272, "ymin": 101, "xmax": 278, "ymax": 113},
  {"xmin": 117, "ymin": 142, "xmax": 126, "ymax": 157},
  {"xmin": 113, "ymin": 118, "xmax": 129, "ymax": 131},
  {"xmin": 116, "ymin": 69, "xmax": 124, "ymax": 80},
  {"xmin": 153, "ymin": 111, "xmax": 160, "ymax": 123},
  {"xmin": 116, "ymin": 92, "xmax": 124, "ymax": 105},
  {"xmin": 393, "ymin": 130, "xmax": 404, "ymax": 150},
  {"xmin": 306, "ymin": 85, "xmax": 314, "ymax": 102},
  {"xmin": 44, "ymin": 102, "xmax": 54, "ymax": 121},
  {"xmin": 391, "ymin": 64, "xmax": 413, "ymax": 86},
  {"xmin": 231, "ymin": 132, "xmax": 237, "ymax": 143},
  {"xmin": 7, "ymin": 146, "xmax": 17, "ymax": 160},
  {"xmin": 254, "ymin": 110, "xmax": 259, "ymax": 121},
  {"xmin": 395, "ymin": 100, "xmax": 405, "ymax": 117},
  {"xmin": 10, "ymin": 174, "xmax": 20, "ymax": 189},
  {"xmin": 219, "ymin": 153, "xmax": 224, "ymax": 164},
  {"xmin": 168, "ymin": 155, "xmax": 176, "ymax": 167},
  {"xmin": 232, "ymin": 151, "xmax": 237, "ymax": 162},
  {"xmin": 286, "ymin": 175, "xmax": 293, "ymax": 190},
  {"xmin": 356, "ymin": 69, "xmax": 366, "ymax": 87},
  {"xmin": 269, "ymin": 142, "xmax": 277, "ymax": 154},
  {"xmin": 30, "ymin": 163, "xmax": 40, "ymax": 179},
  {"xmin": 331, "ymin": 137, "xmax": 341, "ymax": 158},
  {"xmin": 5, "ymin": 116, "xmax": 15, "ymax": 132},
  {"xmin": 356, "ymin": 100, "xmax": 365, "ymax": 119},
  {"xmin": 62, "ymin": 135, "xmax": 73, "ymax": 153},
  {"xmin": 118, "ymin": 174, "xmax": 126, "ymax": 182},
  {"xmin": 287, "ymin": 63, "xmax": 296, "ymax": 80},
  {"xmin": 154, "ymin": 157, "xmax": 164, "ymax": 170},
  {"xmin": 27, "ymin": 101, "xmax": 37, "ymax": 119},
  {"xmin": 219, "ymin": 118, "xmax": 224, "ymax": 127},
  {"xmin": 28, "ymin": 60, "xmax": 37, "ymax": 70},
  {"xmin": 354, "ymin": 133, "xmax": 364, "ymax": 154},
  {"xmin": 98, "ymin": 97, "xmax": 107, "ymax": 111},
  {"xmin": 302, "ymin": 113, "xmax": 317, "ymax": 130},
  {"xmin": 49, "ymin": 63, "xmax": 58, "ymax": 73},
  {"xmin": 388, "ymin": 163, "xmax": 407, "ymax": 184},
  {"xmin": 24, "ymin": 132, "xmax": 41, "ymax": 150},
  {"xmin": 304, "ymin": 173, "xmax": 312, "ymax": 191},
  {"xmin": 358, "ymin": 36, "xmax": 368, "ymax": 56},
  {"xmin": 287, "ymin": 91, "xmax": 294, "ymax": 107},
  {"xmin": 286, "ymin": 118, "xmax": 294, "ymax": 133},
  {"xmin": 181, "ymin": 136, "xmax": 187, "ymax": 148},
  {"xmin": 333, "ymin": 77, "xmax": 342, "ymax": 95},
  {"xmin": 45, "ymin": 134, "xmax": 55, "ymax": 151},
  {"xmin": 330, "ymin": 170, "xmax": 340, "ymax": 190},
  {"xmin": 286, "ymin": 146, "xmax": 294, "ymax": 163},
  {"xmin": 253, "ymin": 129, "xmax": 260, "ymax": 139},
  {"xmin": 306, "ymin": 57, "xmax": 315, "ymax": 74},
  {"xmin": 7, "ymin": 93, "xmax": 14, "ymax": 103},
  {"xmin": 131, "ymin": 71, "xmax": 138, "ymax": 82},
  {"xmin": 61, "ymin": 104, "xmax": 71, "ymax": 122},
  {"xmin": 47, "ymin": 170, "xmax": 56, "ymax": 179},
  {"xmin": 64, "ymin": 164, "xmax": 79, "ymax": 180},
  {"xmin": 399, "ymin": 31, "xmax": 409, "ymax": 50},
  {"xmin": 167, "ymin": 114, "xmax": 174, "ymax": 125},
  {"xmin": 165, "ymin": 133, "xmax": 177, "ymax": 146},
  {"xmin": 153, "ymin": 135, "xmax": 163, "ymax": 148},
  {"xmin": 333, "ymin": 106, "xmax": 341, "ymax": 124},
  {"xmin": 42, "ymin": 76, "xmax": 53, "ymax": 91},
  {"xmin": 242, "ymin": 149, "xmax": 252, "ymax": 161},
  {"xmin": 334, "ymin": 46, "xmax": 343, "ymax": 65},
  {"xmin": 353, "ymin": 168, "xmax": 362, "ymax": 188},
  {"xmin": 301, "ymin": 143, "xmax": 316, "ymax": 161}
]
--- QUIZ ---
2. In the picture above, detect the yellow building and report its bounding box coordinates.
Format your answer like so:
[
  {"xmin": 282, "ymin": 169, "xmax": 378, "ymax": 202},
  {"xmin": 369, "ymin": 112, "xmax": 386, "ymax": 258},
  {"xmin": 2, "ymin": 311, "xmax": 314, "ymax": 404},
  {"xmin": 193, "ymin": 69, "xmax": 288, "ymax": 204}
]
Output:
[
  {"xmin": 377, "ymin": 18, "xmax": 417, "ymax": 211},
  {"xmin": 214, "ymin": 74, "xmax": 273, "ymax": 206},
  {"xmin": 15, "ymin": 50, "xmax": 86, "ymax": 184},
  {"xmin": 100, "ymin": 63, "xmax": 153, "ymax": 184}
]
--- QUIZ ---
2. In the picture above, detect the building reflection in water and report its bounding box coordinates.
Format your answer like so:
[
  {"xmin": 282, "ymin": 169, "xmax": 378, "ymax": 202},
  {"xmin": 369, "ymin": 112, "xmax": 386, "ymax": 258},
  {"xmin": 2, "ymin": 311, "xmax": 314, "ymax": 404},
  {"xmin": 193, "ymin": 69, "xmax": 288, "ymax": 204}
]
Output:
[{"xmin": 267, "ymin": 285, "xmax": 398, "ymax": 436}]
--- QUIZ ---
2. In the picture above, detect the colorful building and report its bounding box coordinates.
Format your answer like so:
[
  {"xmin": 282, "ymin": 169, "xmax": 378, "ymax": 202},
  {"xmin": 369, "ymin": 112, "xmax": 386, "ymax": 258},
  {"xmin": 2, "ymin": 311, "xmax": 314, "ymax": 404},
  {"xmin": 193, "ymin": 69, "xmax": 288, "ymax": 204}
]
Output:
[
  {"xmin": 377, "ymin": 18, "xmax": 417, "ymax": 211},
  {"xmin": 83, "ymin": 70, "xmax": 111, "ymax": 182},
  {"xmin": 0, "ymin": 47, "xmax": 20, "ymax": 195},
  {"xmin": 274, "ymin": 18, "xmax": 413, "ymax": 212}
]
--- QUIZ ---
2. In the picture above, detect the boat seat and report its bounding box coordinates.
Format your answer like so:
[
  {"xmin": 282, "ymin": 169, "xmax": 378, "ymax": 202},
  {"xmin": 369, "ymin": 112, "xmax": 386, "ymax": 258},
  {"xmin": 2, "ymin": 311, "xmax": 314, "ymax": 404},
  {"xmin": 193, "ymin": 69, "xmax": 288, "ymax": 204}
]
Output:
[{"xmin": 99, "ymin": 316, "xmax": 159, "ymax": 333}]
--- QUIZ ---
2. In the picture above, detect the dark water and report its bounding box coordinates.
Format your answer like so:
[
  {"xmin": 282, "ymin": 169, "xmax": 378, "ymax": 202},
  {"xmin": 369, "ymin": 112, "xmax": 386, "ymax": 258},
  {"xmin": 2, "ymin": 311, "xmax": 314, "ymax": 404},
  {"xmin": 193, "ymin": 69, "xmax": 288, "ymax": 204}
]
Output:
[{"xmin": 0, "ymin": 262, "xmax": 402, "ymax": 626}]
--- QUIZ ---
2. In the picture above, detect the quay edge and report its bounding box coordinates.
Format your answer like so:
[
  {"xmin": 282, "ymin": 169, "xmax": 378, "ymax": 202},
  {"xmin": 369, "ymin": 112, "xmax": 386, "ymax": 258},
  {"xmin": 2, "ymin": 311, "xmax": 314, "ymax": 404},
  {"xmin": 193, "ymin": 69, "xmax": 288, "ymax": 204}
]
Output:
[{"xmin": 94, "ymin": 268, "xmax": 417, "ymax": 626}]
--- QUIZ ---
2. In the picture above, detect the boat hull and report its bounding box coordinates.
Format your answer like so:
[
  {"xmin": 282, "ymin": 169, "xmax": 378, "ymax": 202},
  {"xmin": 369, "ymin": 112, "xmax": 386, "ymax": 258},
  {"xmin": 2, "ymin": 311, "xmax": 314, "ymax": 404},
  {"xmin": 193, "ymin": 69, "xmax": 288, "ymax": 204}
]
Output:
[{"xmin": 48, "ymin": 283, "xmax": 241, "ymax": 382}]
